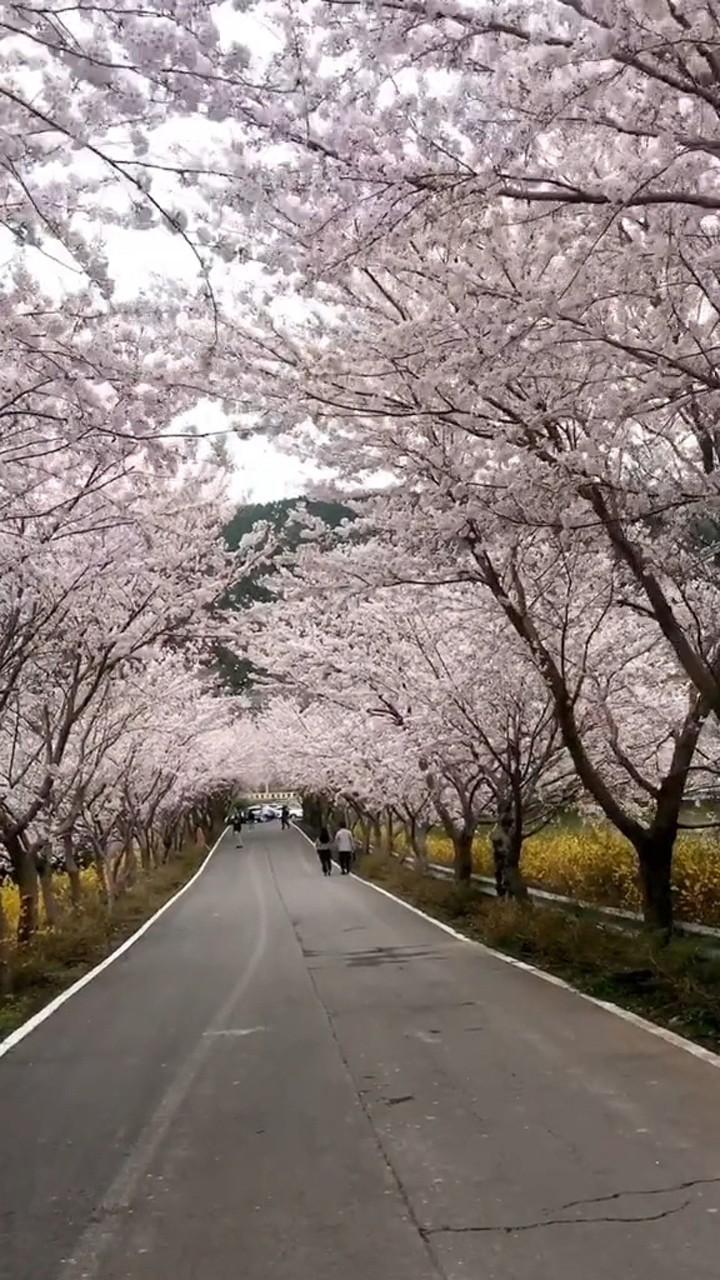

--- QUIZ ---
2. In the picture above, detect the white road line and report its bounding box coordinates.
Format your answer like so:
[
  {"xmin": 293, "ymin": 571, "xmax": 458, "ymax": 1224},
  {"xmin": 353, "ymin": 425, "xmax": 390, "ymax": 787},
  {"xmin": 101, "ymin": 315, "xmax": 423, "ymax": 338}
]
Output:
[
  {"xmin": 203, "ymin": 1026, "xmax": 266, "ymax": 1038},
  {"xmin": 292, "ymin": 825, "xmax": 720, "ymax": 1071},
  {"xmin": 0, "ymin": 827, "xmax": 229, "ymax": 1060}
]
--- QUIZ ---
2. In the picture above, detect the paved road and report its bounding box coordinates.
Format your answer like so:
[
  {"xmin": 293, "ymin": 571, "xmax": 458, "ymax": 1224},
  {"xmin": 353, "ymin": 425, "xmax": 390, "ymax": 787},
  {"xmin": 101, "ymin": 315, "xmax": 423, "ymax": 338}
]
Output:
[{"xmin": 2, "ymin": 827, "xmax": 719, "ymax": 1280}]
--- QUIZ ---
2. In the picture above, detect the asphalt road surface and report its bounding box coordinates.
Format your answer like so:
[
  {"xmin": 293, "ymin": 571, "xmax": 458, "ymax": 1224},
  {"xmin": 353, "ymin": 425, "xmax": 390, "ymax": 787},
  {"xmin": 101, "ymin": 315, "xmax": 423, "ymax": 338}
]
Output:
[{"xmin": 2, "ymin": 826, "xmax": 720, "ymax": 1280}]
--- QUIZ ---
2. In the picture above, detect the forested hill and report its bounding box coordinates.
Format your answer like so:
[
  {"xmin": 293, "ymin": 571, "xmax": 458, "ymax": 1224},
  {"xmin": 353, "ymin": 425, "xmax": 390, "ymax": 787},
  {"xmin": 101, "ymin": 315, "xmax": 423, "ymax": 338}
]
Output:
[
  {"xmin": 217, "ymin": 496, "xmax": 352, "ymax": 691},
  {"xmin": 223, "ymin": 497, "xmax": 351, "ymax": 607}
]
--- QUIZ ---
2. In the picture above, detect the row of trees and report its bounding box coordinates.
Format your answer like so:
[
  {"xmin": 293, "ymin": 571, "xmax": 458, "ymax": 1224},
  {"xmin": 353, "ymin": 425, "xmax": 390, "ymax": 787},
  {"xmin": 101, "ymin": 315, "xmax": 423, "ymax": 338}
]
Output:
[
  {"xmin": 7, "ymin": 3, "xmax": 720, "ymax": 941},
  {"xmin": 0, "ymin": 0, "xmax": 276, "ymax": 992},
  {"xmin": 224, "ymin": 3, "xmax": 720, "ymax": 936},
  {"xmin": 0, "ymin": 418, "xmax": 263, "ymax": 977},
  {"xmin": 245, "ymin": 533, "xmax": 720, "ymax": 934}
]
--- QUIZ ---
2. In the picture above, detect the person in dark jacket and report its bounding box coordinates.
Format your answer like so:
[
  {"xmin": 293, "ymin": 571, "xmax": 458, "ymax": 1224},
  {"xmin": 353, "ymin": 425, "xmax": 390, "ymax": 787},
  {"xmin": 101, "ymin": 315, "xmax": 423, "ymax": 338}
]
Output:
[
  {"xmin": 281, "ymin": 805, "xmax": 290, "ymax": 830},
  {"xmin": 315, "ymin": 827, "xmax": 333, "ymax": 876}
]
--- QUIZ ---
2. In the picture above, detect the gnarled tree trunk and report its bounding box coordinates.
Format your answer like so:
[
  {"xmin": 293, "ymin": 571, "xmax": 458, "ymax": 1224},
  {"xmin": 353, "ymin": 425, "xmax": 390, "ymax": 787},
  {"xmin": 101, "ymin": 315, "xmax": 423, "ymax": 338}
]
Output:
[
  {"xmin": 491, "ymin": 805, "xmax": 528, "ymax": 901},
  {"xmin": 8, "ymin": 834, "xmax": 38, "ymax": 943},
  {"xmin": 453, "ymin": 827, "xmax": 474, "ymax": 883},
  {"xmin": 405, "ymin": 817, "xmax": 429, "ymax": 873}
]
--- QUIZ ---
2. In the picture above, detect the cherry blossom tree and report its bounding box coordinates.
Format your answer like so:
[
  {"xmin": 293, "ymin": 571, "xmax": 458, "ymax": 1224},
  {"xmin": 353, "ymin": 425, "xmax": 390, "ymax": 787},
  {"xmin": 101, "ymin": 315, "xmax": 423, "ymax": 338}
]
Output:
[
  {"xmin": 238, "ymin": 2, "xmax": 720, "ymax": 242},
  {"xmin": 238, "ymin": 495, "xmax": 717, "ymax": 931},
  {"xmin": 216, "ymin": 3, "xmax": 720, "ymax": 729},
  {"xmin": 359, "ymin": 518, "xmax": 711, "ymax": 932},
  {"xmin": 0, "ymin": 1, "xmax": 284, "ymax": 284},
  {"xmin": 0, "ymin": 446, "xmax": 264, "ymax": 950},
  {"xmin": 249, "ymin": 553, "xmax": 581, "ymax": 886}
]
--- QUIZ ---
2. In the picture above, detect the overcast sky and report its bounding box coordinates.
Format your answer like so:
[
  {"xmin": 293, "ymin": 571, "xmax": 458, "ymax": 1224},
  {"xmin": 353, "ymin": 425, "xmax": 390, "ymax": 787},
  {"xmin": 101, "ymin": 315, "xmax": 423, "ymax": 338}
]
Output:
[
  {"xmin": 229, "ymin": 435, "xmax": 322, "ymax": 503},
  {"xmin": 3, "ymin": 3, "xmax": 322, "ymax": 508},
  {"xmin": 2, "ymin": 211, "xmax": 322, "ymax": 507}
]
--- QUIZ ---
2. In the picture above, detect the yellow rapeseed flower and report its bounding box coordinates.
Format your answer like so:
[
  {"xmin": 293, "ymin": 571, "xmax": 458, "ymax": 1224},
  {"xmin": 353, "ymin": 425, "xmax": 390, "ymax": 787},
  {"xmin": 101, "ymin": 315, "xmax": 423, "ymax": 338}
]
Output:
[{"xmin": 406, "ymin": 823, "xmax": 720, "ymax": 925}]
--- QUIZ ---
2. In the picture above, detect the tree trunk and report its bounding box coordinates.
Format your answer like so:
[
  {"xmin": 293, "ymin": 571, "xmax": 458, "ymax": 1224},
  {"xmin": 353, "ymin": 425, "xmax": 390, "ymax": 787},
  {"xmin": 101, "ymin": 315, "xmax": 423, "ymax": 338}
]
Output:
[
  {"xmin": 139, "ymin": 838, "xmax": 152, "ymax": 873},
  {"xmin": 0, "ymin": 886, "xmax": 12, "ymax": 996},
  {"xmin": 414, "ymin": 824, "xmax": 429, "ymax": 873},
  {"xmin": 63, "ymin": 832, "xmax": 82, "ymax": 908},
  {"xmin": 123, "ymin": 841, "xmax": 138, "ymax": 887},
  {"xmin": 303, "ymin": 793, "xmax": 323, "ymax": 830},
  {"xmin": 144, "ymin": 827, "xmax": 159, "ymax": 869},
  {"xmin": 491, "ymin": 813, "xmax": 528, "ymax": 901},
  {"xmin": 94, "ymin": 853, "xmax": 110, "ymax": 908},
  {"xmin": 407, "ymin": 819, "xmax": 429, "ymax": 873},
  {"xmin": 491, "ymin": 825, "xmax": 506, "ymax": 898},
  {"xmin": 8, "ymin": 835, "xmax": 38, "ymax": 944},
  {"xmin": 386, "ymin": 808, "xmax": 395, "ymax": 854},
  {"xmin": 358, "ymin": 816, "xmax": 372, "ymax": 856},
  {"xmin": 39, "ymin": 860, "xmax": 60, "ymax": 928},
  {"xmin": 453, "ymin": 829, "xmax": 474, "ymax": 883},
  {"xmin": 371, "ymin": 816, "xmax": 382, "ymax": 851},
  {"xmin": 636, "ymin": 831, "xmax": 674, "ymax": 937}
]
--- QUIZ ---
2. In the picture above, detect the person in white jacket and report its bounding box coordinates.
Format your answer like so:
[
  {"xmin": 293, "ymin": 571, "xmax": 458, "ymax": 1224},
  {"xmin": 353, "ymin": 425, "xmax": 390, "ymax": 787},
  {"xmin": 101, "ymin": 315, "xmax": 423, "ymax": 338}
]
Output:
[{"xmin": 334, "ymin": 825, "xmax": 355, "ymax": 875}]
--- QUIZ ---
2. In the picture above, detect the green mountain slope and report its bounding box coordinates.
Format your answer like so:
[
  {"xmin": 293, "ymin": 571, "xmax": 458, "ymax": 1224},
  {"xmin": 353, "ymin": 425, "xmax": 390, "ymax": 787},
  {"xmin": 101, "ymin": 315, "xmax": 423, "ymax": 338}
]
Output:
[{"xmin": 217, "ymin": 496, "xmax": 352, "ymax": 691}]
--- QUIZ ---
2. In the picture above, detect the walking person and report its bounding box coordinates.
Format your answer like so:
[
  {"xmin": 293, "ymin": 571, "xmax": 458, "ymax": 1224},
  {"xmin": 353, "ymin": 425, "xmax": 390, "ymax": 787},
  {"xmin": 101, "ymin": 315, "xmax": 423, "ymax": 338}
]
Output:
[
  {"xmin": 232, "ymin": 809, "xmax": 244, "ymax": 849},
  {"xmin": 335, "ymin": 823, "xmax": 355, "ymax": 875},
  {"xmin": 315, "ymin": 827, "xmax": 333, "ymax": 876},
  {"xmin": 281, "ymin": 805, "xmax": 290, "ymax": 830}
]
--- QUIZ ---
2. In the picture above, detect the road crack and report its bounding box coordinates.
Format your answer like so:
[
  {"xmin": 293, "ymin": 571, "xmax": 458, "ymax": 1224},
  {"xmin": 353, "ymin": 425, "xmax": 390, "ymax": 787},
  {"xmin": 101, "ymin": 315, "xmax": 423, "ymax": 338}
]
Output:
[
  {"xmin": 267, "ymin": 847, "xmax": 451, "ymax": 1280},
  {"xmin": 422, "ymin": 1199, "xmax": 692, "ymax": 1236},
  {"xmin": 560, "ymin": 1174, "xmax": 720, "ymax": 1211}
]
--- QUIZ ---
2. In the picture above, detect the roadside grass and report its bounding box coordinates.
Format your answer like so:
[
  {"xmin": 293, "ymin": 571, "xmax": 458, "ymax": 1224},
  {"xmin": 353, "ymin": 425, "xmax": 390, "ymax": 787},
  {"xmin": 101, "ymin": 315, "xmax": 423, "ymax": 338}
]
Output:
[
  {"xmin": 0, "ymin": 843, "xmax": 209, "ymax": 1042},
  {"xmin": 357, "ymin": 851, "xmax": 720, "ymax": 1054}
]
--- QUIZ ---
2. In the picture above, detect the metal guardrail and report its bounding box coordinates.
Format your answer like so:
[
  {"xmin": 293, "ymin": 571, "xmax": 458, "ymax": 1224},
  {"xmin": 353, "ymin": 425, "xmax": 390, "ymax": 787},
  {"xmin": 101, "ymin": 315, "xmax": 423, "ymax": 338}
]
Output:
[{"xmin": 398, "ymin": 854, "xmax": 720, "ymax": 944}]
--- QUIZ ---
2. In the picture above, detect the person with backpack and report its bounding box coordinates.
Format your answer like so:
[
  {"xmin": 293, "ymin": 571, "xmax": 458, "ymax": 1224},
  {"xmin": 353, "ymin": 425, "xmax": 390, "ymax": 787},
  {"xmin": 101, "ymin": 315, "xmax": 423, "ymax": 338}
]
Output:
[{"xmin": 315, "ymin": 827, "xmax": 333, "ymax": 876}]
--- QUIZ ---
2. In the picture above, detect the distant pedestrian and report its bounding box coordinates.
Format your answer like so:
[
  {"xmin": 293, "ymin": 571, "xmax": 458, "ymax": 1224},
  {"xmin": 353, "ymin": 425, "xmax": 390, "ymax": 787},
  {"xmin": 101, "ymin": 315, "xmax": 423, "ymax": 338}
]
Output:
[
  {"xmin": 281, "ymin": 805, "xmax": 290, "ymax": 830},
  {"xmin": 232, "ymin": 810, "xmax": 244, "ymax": 848},
  {"xmin": 335, "ymin": 824, "xmax": 354, "ymax": 875},
  {"xmin": 315, "ymin": 827, "xmax": 333, "ymax": 876}
]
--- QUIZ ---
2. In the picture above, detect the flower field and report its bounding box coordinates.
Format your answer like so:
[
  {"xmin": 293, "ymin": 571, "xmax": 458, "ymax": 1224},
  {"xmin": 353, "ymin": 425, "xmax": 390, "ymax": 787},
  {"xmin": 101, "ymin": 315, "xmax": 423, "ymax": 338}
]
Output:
[
  {"xmin": 1, "ymin": 869, "xmax": 99, "ymax": 935},
  {"xmin": 415, "ymin": 825, "xmax": 720, "ymax": 927}
]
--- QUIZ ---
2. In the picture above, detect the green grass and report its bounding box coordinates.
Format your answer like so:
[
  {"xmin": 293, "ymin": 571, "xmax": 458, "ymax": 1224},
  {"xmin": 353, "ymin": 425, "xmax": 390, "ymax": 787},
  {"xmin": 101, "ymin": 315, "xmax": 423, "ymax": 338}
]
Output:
[
  {"xmin": 0, "ymin": 844, "xmax": 209, "ymax": 1041},
  {"xmin": 357, "ymin": 851, "xmax": 720, "ymax": 1053}
]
